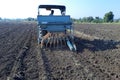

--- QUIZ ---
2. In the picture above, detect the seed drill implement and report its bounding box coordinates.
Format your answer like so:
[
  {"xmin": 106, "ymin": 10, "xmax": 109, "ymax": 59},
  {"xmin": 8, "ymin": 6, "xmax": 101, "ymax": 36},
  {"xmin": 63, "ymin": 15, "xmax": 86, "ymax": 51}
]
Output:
[{"xmin": 37, "ymin": 5, "xmax": 77, "ymax": 51}]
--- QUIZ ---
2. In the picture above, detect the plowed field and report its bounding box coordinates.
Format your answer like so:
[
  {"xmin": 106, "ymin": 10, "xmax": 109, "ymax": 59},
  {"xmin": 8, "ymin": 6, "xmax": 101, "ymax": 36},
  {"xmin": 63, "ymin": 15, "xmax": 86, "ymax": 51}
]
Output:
[{"xmin": 0, "ymin": 21, "xmax": 120, "ymax": 80}]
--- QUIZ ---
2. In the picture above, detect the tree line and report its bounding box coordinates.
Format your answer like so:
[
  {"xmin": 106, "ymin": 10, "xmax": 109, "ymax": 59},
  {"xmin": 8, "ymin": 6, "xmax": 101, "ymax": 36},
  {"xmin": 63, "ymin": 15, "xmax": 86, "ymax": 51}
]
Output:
[
  {"xmin": 72, "ymin": 11, "xmax": 120, "ymax": 23},
  {"xmin": 0, "ymin": 11, "xmax": 119, "ymax": 23}
]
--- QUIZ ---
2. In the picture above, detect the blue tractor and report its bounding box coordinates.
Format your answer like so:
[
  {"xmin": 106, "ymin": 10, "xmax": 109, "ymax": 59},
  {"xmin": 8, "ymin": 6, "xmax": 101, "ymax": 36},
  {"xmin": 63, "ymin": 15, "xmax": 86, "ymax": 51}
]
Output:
[{"xmin": 37, "ymin": 5, "xmax": 76, "ymax": 51}]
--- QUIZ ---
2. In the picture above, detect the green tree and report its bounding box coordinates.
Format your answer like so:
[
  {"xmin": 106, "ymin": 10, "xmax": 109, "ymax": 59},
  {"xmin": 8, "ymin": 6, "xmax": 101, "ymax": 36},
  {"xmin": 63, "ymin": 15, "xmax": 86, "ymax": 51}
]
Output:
[
  {"xmin": 87, "ymin": 16, "xmax": 94, "ymax": 22},
  {"xmin": 114, "ymin": 18, "xmax": 120, "ymax": 23},
  {"xmin": 82, "ymin": 16, "xmax": 94, "ymax": 22},
  {"xmin": 71, "ymin": 18, "xmax": 77, "ymax": 22},
  {"xmin": 93, "ymin": 17, "xmax": 103, "ymax": 23},
  {"xmin": 26, "ymin": 17, "xmax": 35, "ymax": 21},
  {"xmin": 104, "ymin": 11, "xmax": 114, "ymax": 22},
  {"xmin": 82, "ymin": 17, "xmax": 87, "ymax": 22}
]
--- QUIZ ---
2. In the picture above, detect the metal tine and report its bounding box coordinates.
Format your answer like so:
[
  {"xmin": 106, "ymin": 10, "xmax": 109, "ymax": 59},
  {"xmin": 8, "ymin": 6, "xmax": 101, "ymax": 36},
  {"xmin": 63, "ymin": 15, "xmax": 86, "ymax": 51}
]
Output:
[
  {"xmin": 63, "ymin": 37, "xmax": 66, "ymax": 45},
  {"xmin": 62, "ymin": 34, "xmax": 66, "ymax": 46},
  {"xmin": 44, "ymin": 38, "xmax": 48, "ymax": 48},
  {"xmin": 56, "ymin": 33, "xmax": 58, "ymax": 48},
  {"xmin": 62, "ymin": 37, "xmax": 65, "ymax": 46},
  {"xmin": 58, "ymin": 33, "xmax": 61, "ymax": 48},
  {"xmin": 48, "ymin": 33, "xmax": 52, "ymax": 48},
  {"xmin": 49, "ymin": 38, "xmax": 52, "ymax": 48},
  {"xmin": 53, "ymin": 33, "xmax": 57, "ymax": 48},
  {"xmin": 53, "ymin": 33, "xmax": 55, "ymax": 48},
  {"xmin": 64, "ymin": 33, "xmax": 66, "ymax": 44},
  {"xmin": 61, "ymin": 38, "xmax": 64, "ymax": 47},
  {"xmin": 50, "ymin": 33, "xmax": 53, "ymax": 48},
  {"xmin": 43, "ymin": 32, "xmax": 68, "ymax": 49},
  {"xmin": 46, "ymin": 37, "xmax": 50, "ymax": 48},
  {"xmin": 59, "ymin": 34, "xmax": 62, "ymax": 48},
  {"xmin": 44, "ymin": 32, "xmax": 51, "ymax": 48},
  {"xmin": 62, "ymin": 39, "xmax": 64, "ymax": 48},
  {"xmin": 42, "ymin": 39, "xmax": 46, "ymax": 49},
  {"xmin": 52, "ymin": 33, "xmax": 55, "ymax": 48},
  {"xmin": 56, "ymin": 33, "xmax": 59, "ymax": 48}
]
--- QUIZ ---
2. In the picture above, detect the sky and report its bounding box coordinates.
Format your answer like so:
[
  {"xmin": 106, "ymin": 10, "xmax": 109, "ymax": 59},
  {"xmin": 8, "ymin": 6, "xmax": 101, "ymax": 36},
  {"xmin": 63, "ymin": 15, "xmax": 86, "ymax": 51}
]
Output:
[{"xmin": 0, "ymin": 0, "xmax": 120, "ymax": 19}]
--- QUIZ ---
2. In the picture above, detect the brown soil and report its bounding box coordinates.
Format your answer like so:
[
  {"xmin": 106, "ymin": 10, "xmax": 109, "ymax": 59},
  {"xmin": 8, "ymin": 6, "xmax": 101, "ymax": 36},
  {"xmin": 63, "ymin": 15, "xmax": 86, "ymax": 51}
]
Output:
[{"xmin": 0, "ymin": 22, "xmax": 120, "ymax": 80}]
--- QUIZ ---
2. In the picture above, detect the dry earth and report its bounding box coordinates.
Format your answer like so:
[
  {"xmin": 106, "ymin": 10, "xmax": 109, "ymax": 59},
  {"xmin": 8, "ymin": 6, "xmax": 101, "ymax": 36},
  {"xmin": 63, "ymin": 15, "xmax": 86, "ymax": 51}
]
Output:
[{"xmin": 0, "ymin": 21, "xmax": 120, "ymax": 80}]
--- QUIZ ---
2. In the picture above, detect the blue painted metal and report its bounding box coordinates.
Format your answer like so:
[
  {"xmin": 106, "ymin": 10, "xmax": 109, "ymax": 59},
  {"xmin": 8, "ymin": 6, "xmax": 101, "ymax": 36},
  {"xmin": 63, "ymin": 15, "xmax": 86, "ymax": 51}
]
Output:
[
  {"xmin": 66, "ymin": 39, "xmax": 74, "ymax": 51},
  {"xmin": 37, "ymin": 16, "xmax": 71, "ymax": 23},
  {"xmin": 37, "ymin": 5, "xmax": 77, "ymax": 51},
  {"xmin": 66, "ymin": 38, "xmax": 77, "ymax": 51},
  {"xmin": 37, "ymin": 15, "xmax": 72, "ymax": 32}
]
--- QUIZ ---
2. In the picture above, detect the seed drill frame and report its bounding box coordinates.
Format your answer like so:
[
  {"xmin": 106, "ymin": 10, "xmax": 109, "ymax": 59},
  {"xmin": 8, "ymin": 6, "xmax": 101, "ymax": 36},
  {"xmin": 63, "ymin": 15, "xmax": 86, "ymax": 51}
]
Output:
[{"xmin": 37, "ymin": 5, "xmax": 76, "ymax": 51}]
